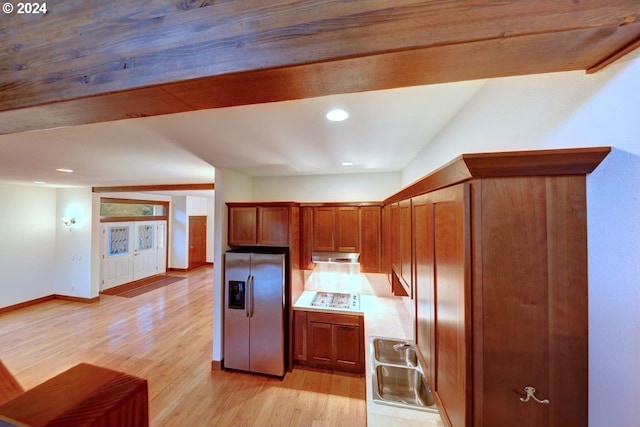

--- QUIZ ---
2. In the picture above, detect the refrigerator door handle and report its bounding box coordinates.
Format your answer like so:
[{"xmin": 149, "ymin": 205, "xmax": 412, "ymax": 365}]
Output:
[
  {"xmin": 245, "ymin": 275, "xmax": 251, "ymax": 317},
  {"xmin": 249, "ymin": 275, "xmax": 255, "ymax": 318}
]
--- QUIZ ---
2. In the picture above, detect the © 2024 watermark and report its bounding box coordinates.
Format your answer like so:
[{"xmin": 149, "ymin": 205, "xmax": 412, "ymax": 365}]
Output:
[{"xmin": 3, "ymin": 2, "xmax": 48, "ymax": 14}]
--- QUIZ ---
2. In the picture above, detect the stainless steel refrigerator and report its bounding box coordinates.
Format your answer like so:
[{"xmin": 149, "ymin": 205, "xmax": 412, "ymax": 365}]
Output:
[{"xmin": 223, "ymin": 251, "xmax": 286, "ymax": 377}]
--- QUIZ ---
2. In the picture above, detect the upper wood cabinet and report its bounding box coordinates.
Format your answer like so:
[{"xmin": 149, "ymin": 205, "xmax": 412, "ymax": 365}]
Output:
[
  {"xmin": 384, "ymin": 147, "xmax": 611, "ymax": 427},
  {"xmin": 312, "ymin": 206, "xmax": 359, "ymax": 253},
  {"xmin": 312, "ymin": 207, "xmax": 336, "ymax": 252},
  {"xmin": 257, "ymin": 206, "xmax": 289, "ymax": 246},
  {"xmin": 398, "ymin": 199, "xmax": 412, "ymax": 297},
  {"xmin": 301, "ymin": 204, "xmax": 382, "ymax": 272},
  {"xmin": 359, "ymin": 206, "xmax": 382, "ymax": 273},
  {"xmin": 335, "ymin": 207, "xmax": 359, "ymax": 252},
  {"xmin": 228, "ymin": 206, "xmax": 257, "ymax": 246},
  {"xmin": 227, "ymin": 203, "xmax": 295, "ymax": 247}
]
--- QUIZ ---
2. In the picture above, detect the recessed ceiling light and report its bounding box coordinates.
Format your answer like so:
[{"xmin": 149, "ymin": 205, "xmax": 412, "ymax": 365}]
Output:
[
  {"xmin": 56, "ymin": 168, "xmax": 74, "ymax": 173},
  {"xmin": 33, "ymin": 181, "xmax": 46, "ymax": 185},
  {"xmin": 341, "ymin": 161, "xmax": 354, "ymax": 167},
  {"xmin": 326, "ymin": 108, "xmax": 349, "ymax": 122}
]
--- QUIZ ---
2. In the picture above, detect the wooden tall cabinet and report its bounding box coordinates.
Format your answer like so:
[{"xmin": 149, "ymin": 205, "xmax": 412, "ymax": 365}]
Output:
[{"xmin": 386, "ymin": 147, "xmax": 611, "ymax": 427}]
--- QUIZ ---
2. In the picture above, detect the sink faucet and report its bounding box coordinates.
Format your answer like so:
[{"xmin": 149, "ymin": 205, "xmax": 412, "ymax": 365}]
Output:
[{"xmin": 393, "ymin": 342, "xmax": 412, "ymax": 351}]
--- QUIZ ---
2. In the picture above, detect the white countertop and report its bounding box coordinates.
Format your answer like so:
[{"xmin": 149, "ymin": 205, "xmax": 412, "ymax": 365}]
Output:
[{"xmin": 293, "ymin": 272, "xmax": 444, "ymax": 427}]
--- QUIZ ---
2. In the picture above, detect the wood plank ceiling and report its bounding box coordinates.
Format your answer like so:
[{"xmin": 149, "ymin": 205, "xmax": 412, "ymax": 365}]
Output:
[{"xmin": 1, "ymin": 0, "xmax": 639, "ymax": 135}]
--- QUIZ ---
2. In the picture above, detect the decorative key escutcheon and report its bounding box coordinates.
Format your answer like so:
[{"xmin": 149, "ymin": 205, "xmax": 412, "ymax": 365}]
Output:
[{"xmin": 519, "ymin": 386, "xmax": 550, "ymax": 404}]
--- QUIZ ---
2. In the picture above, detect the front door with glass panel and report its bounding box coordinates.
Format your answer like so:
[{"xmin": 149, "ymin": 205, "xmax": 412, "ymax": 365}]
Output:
[
  {"xmin": 101, "ymin": 220, "xmax": 167, "ymax": 290},
  {"xmin": 133, "ymin": 221, "xmax": 159, "ymax": 281},
  {"xmin": 103, "ymin": 223, "xmax": 134, "ymax": 289}
]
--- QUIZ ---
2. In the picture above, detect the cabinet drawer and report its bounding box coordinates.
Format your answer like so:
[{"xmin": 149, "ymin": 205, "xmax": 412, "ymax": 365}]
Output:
[{"xmin": 307, "ymin": 311, "xmax": 361, "ymax": 327}]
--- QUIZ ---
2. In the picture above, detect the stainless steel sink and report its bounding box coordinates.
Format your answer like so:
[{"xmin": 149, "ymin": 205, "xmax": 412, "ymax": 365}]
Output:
[
  {"xmin": 370, "ymin": 337, "xmax": 438, "ymax": 413},
  {"xmin": 372, "ymin": 338, "xmax": 418, "ymax": 367},
  {"xmin": 375, "ymin": 365, "xmax": 435, "ymax": 407}
]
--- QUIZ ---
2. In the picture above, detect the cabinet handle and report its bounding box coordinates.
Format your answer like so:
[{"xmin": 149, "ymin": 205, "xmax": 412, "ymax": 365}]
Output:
[{"xmin": 519, "ymin": 386, "xmax": 550, "ymax": 404}]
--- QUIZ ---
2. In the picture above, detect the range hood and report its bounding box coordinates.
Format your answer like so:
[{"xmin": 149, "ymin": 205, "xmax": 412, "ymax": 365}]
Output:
[{"xmin": 312, "ymin": 252, "xmax": 360, "ymax": 264}]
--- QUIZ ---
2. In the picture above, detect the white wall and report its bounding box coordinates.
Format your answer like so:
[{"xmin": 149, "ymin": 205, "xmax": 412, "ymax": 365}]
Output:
[
  {"xmin": 206, "ymin": 194, "xmax": 215, "ymax": 263},
  {"xmin": 0, "ymin": 184, "xmax": 57, "ymax": 308},
  {"xmin": 404, "ymin": 51, "xmax": 640, "ymax": 427},
  {"xmin": 54, "ymin": 187, "xmax": 94, "ymax": 298},
  {"xmin": 212, "ymin": 169, "xmax": 252, "ymax": 361},
  {"xmin": 170, "ymin": 196, "xmax": 188, "ymax": 269},
  {"xmin": 252, "ymin": 172, "xmax": 400, "ymax": 202}
]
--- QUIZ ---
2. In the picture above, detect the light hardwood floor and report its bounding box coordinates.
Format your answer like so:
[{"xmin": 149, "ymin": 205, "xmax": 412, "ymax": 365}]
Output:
[{"xmin": 0, "ymin": 266, "xmax": 366, "ymax": 427}]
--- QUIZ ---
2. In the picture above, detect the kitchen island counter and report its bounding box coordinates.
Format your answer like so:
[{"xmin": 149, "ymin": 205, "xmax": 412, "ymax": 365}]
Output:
[{"xmin": 293, "ymin": 284, "xmax": 443, "ymax": 427}]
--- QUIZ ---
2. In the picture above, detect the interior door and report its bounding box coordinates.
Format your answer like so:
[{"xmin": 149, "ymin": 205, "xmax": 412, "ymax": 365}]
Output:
[
  {"xmin": 188, "ymin": 216, "xmax": 206, "ymax": 270},
  {"xmin": 102, "ymin": 223, "xmax": 134, "ymax": 290},
  {"xmin": 133, "ymin": 221, "xmax": 158, "ymax": 280}
]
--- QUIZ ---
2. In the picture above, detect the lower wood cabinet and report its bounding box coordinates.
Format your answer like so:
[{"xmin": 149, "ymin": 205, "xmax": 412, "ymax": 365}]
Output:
[{"xmin": 293, "ymin": 310, "xmax": 364, "ymax": 374}]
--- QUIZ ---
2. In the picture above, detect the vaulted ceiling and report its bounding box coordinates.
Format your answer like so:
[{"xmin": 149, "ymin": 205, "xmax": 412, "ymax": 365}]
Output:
[{"xmin": 1, "ymin": 1, "xmax": 638, "ymax": 187}]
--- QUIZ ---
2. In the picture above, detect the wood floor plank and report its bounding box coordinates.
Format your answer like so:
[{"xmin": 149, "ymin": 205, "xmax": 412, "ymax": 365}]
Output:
[{"xmin": 0, "ymin": 266, "xmax": 366, "ymax": 426}]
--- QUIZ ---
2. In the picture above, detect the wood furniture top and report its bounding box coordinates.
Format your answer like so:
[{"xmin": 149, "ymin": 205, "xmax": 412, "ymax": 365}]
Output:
[
  {"xmin": 0, "ymin": 363, "xmax": 148, "ymax": 427},
  {"xmin": 384, "ymin": 146, "xmax": 611, "ymax": 204},
  {"xmin": 1, "ymin": 2, "xmax": 639, "ymax": 134},
  {"xmin": 0, "ymin": 362, "xmax": 23, "ymax": 407}
]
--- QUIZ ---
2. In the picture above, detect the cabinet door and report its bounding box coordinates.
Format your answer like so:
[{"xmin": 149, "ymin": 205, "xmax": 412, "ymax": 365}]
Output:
[
  {"xmin": 300, "ymin": 207, "xmax": 314, "ymax": 269},
  {"xmin": 312, "ymin": 207, "xmax": 335, "ymax": 252},
  {"xmin": 308, "ymin": 320, "xmax": 333, "ymax": 366},
  {"xmin": 399, "ymin": 199, "xmax": 412, "ymax": 296},
  {"xmin": 389, "ymin": 203, "xmax": 400, "ymax": 276},
  {"xmin": 335, "ymin": 207, "xmax": 359, "ymax": 252},
  {"xmin": 257, "ymin": 207, "xmax": 289, "ymax": 246},
  {"xmin": 431, "ymin": 184, "xmax": 471, "ymax": 427},
  {"xmin": 306, "ymin": 312, "xmax": 364, "ymax": 373},
  {"xmin": 360, "ymin": 206, "xmax": 381, "ymax": 273},
  {"xmin": 413, "ymin": 194, "xmax": 435, "ymax": 387},
  {"xmin": 476, "ymin": 176, "xmax": 588, "ymax": 427},
  {"xmin": 228, "ymin": 207, "xmax": 257, "ymax": 246},
  {"xmin": 333, "ymin": 324, "xmax": 362, "ymax": 371},
  {"xmin": 293, "ymin": 310, "xmax": 308, "ymax": 362}
]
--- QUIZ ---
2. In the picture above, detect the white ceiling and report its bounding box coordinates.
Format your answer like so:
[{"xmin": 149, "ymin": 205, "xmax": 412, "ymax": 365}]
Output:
[{"xmin": 0, "ymin": 80, "xmax": 485, "ymax": 188}]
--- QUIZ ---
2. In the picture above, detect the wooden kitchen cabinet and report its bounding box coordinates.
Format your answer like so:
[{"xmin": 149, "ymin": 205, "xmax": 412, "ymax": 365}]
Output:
[
  {"xmin": 359, "ymin": 206, "xmax": 381, "ymax": 273},
  {"xmin": 294, "ymin": 310, "xmax": 364, "ymax": 374},
  {"xmin": 228, "ymin": 206, "xmax": 257, "ymax": 246},
  {"xmin": 293, "ymin": 310, "xmax": 308, "ymax": 361},
  {"xmin": 312, "ymin": 206, "xmax": 359, "ymax": 253},
  {"xmin": 385, "ymin": 147, "xmax": 611, "ymax": 427},
  {"xmin": 257, "ymin": 206, "xmax": 289, "ymax": 246},
  {"xmin": 312, "ymin": 207, "xmax": 335, "ymax": 251},
  {"xmin": 301, "ymin": 204, "xmax": 382, "ymax": 272},
  {"xmin": 398, "ymin": 199, "xmax": 412, "ymax": 296},
  {"xmin": 300, "ymin": 207, "xmax": 315, "ymax": 270},
  {"xmin": 227, "ymin": 204, "xmax": 293, "ymax": 247},
  {"xmin": 335, "ymin": 207, "xmax": 359, "ymax": 252}
]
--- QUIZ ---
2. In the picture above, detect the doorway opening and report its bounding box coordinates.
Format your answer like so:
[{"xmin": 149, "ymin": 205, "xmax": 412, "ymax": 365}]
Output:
[{"xmin": 99, "ymin": 198, "xmax": 170, "ymax": 291}]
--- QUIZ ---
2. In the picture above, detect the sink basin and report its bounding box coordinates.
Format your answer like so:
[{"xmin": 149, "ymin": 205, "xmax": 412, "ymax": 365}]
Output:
[
  {"xmin": 374, "ymin": 365, "xmax": 435, "ymax": 408},
  {"xmin": 372, "ymin": 338, "xmax": 418, "ymax": 367},
  {"xmin": 370, "ymin": 337, "xmax": 438, "ymax": 413}
]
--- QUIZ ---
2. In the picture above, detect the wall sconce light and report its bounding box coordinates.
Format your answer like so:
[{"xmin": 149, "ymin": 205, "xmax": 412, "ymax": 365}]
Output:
[{"xmin": 62, "ymin": 217, "xmax": 76, "ymax": 228}]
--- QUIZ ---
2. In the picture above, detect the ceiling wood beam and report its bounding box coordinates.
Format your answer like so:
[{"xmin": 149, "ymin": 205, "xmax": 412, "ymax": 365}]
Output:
[
  {"xmin": 92, "ymin": 183, "xmax": 215, "ymax": 193},
  {"xmin": 1, "ymin": 1, "xmax": 639, "ymax": 135}
]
